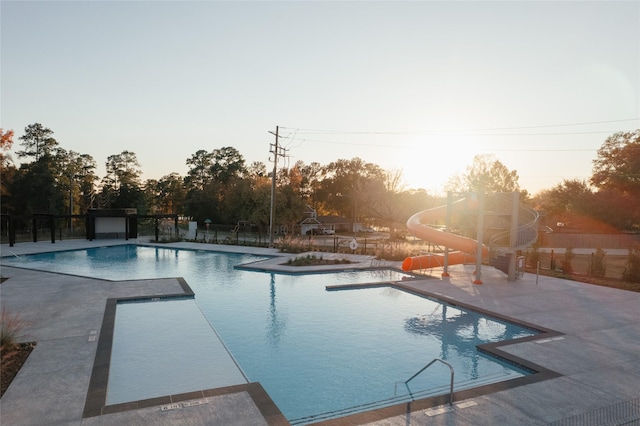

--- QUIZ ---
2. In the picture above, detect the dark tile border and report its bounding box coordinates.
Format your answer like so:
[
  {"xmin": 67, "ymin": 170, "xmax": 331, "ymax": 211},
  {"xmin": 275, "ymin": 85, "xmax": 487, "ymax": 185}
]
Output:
[
  {"xmin": 81, "ymin": 277, "xmax": 288, "ymax": 425},
  {"xmin": 309, "ymin": 281, "xmax": 564, "ymax": 425}
]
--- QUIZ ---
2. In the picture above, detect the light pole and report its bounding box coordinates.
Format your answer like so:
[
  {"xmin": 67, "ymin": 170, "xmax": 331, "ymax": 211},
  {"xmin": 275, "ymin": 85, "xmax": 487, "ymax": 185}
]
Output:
[{"xmin": 68, "ymin": 174, "xmax": 79, "ymax": 237}]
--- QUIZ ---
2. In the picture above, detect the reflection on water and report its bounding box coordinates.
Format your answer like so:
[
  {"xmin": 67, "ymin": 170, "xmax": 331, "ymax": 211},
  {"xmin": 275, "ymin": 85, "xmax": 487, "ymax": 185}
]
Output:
[{"xmin": 267, "ymin": 272, "xmax": 287, "ymax": 348}]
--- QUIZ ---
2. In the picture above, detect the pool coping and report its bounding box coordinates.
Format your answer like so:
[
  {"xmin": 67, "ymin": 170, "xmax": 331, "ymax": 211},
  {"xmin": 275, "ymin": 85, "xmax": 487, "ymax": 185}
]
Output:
[{"xmin": 81, "ymin": 276, "xmax": 289, "ymax": 425}]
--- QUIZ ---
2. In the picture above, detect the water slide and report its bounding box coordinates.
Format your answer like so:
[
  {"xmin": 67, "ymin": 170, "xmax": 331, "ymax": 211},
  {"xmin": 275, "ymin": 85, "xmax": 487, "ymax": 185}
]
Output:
[{"xmin": 402, "ymin": 197, "xmax": 489, "ymax": 272}]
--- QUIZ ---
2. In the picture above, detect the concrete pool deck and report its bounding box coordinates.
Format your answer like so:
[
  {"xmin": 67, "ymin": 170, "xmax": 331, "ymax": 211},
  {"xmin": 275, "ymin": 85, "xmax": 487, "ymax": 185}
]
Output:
[{"xmin": 1, "ymin": 239, "xmax": 639, "ymax": 425}]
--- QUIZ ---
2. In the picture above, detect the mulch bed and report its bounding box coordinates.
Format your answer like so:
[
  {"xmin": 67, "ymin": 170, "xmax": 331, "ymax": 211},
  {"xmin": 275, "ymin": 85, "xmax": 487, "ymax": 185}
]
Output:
[{"xmin": 1, "ymin": 342, "xmax": 36, "ymax": 398}]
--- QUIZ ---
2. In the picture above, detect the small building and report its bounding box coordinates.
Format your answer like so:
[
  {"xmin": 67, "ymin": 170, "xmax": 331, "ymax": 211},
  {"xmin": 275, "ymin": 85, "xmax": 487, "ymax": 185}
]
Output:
[
  {"xmin": 317, "ymin": 215, "xmax": 350, "ymax": 233},
  {"xmin": 87, "ymin": 208, "xmax": 137, "ymax": 240}
]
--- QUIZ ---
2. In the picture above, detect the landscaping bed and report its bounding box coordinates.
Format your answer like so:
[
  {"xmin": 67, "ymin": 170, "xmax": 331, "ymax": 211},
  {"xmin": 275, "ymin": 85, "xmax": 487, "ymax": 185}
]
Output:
[{"xmin": 1, "ymin": 342, "xmax": 35, "ymax": 398}]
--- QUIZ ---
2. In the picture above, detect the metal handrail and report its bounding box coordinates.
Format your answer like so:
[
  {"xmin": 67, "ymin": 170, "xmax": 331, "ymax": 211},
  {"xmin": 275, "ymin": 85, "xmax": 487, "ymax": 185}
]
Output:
[
  {"xmin": 394, "ymin": 358, "xmax": 455, "ymax": 406},
  {"xmin": 490, "ymin": 199, "xmax": 539, "ymax": 251},
  {"xmin": 4, "ymin": 250, "xmax": 23, "ymax": 260}
]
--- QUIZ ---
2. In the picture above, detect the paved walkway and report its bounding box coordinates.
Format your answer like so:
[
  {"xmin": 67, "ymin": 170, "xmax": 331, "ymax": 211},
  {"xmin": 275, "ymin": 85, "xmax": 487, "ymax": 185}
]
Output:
[{"xmin": 1, "ymin": 239, "xmax": 639, "ymax": 425}]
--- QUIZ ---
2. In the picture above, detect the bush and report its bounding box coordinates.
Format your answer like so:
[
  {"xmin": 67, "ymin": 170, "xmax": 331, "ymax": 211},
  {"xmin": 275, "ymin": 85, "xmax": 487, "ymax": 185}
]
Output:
[
  {"xmin": 589, "ymin": 248, "xmax": 607, "ymax": 278},
  {"xmin": 527, "ymin": 244, "xmax": 541, "ymax": 269},
  {"xmin": 623, "ymin": 244, "xmax": 640, "ymax": 283},
  {"xmin": 285, "ymin": 254, "xmax": 351, "ymax": 266},
  {"xmin": 375, "ymin": 241, "xmax": 415, "ymax": 261},
  {"xmin": 561, "ymin": 247, "xmax": 574, "ymax": 274},
  {"xmin": 278, "ymin": 237, "xmax": 312, "ymax": 254},
  {"xmin": 1, "ymin": 309, "xmax": 29, "ymax": 348}
]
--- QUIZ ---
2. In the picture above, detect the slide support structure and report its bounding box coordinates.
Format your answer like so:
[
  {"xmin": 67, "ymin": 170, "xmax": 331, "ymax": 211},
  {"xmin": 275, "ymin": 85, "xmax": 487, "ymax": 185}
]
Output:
[
  {"xmin": 442, "ymin": 192, "xmax": 453, "ymax": 277},
  {"xmin": 473, "ymin": 192, "xmax": 485, "ymax": 285},
  {"xmin": 507, "ymin": 191, "xmax": 520, "ymax": 281}
]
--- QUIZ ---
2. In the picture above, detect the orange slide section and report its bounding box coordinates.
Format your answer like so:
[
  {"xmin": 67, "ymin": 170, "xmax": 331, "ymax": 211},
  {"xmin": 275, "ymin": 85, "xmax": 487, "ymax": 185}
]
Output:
[{"xmin": 402, "ymin": 198, "xmax": 489, "ymax": 272}]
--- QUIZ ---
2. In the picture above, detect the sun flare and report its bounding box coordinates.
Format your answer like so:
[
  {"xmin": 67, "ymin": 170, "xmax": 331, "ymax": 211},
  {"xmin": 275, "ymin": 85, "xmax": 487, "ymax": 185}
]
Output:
[{"xmin": 391, "ymin": 133, "xmax": 484, "ymax": 193}]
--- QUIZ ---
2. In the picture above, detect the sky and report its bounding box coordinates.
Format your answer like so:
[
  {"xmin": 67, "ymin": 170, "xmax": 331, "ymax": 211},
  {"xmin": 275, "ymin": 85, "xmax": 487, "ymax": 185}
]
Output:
[{"xmin": 2, "ymin": 1, "xmax": 639, "ymax": 196}]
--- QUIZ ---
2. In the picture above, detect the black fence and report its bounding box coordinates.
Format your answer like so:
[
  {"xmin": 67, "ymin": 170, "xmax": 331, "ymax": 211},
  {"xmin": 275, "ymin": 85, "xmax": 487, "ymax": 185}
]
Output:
[{"xmin": 0, "ymin": 213, "xmax": 180, "ymax": 247}]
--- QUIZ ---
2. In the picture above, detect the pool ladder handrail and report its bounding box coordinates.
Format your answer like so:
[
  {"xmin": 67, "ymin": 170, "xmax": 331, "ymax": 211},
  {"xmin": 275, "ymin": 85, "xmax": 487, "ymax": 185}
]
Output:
[
  {"xmin": 394, "ymin": 358, "xmax": 455, "ymax": 406},
  {"xmin": 3, "ymin": 250, "xmax": 23, "ymax": 260}
]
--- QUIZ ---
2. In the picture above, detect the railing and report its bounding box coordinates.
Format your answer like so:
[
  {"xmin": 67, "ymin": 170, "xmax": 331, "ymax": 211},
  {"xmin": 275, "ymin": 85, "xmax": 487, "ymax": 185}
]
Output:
[
  {"xmin": 3, "ymin": 250, "xmax": 23, "ymax": 260},
  {"xmin": 394, "ymin": 358, "xmax": 455, "ymax": 406},
  {"xmin": 490, "ymin": 194, "xmax": 539, "ymax": 251}
]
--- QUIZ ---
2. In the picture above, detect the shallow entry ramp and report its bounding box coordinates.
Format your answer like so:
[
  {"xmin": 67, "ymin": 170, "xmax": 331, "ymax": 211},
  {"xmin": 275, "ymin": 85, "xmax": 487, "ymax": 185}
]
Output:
[{"xmin": 402, "ymin": 197, "xmax": 489, "ymax": 272}]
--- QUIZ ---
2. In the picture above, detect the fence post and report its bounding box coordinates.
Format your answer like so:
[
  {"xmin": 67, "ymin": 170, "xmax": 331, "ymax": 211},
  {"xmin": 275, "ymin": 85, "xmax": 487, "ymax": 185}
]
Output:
[
  {"xmin": 49, "ymin": 214, "xmax": 55, "ymax": 243},
  {"xmin": 9, "ymin": 215, "xmax": 15, "ymax": 247},
  {"xmin": 32, "ymin": 216, "xmax": 38, "ymax": 242}
]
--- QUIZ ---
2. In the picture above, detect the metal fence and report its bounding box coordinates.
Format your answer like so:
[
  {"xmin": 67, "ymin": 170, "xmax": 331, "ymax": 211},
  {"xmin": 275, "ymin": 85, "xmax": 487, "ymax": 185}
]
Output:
[{"xmin": 547, "ymin": 397, "xmax": 640, "ymax": 426}]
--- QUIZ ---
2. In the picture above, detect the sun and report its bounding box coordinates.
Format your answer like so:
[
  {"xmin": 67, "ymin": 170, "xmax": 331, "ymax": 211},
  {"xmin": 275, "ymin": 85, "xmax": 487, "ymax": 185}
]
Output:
[{"xmin": 391, "ymin": 133, "xmax": 483, "ymax": 193}]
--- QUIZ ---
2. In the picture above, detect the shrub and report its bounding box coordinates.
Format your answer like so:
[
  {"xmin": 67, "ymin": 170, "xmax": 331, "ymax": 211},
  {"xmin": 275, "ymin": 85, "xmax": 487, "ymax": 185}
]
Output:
[
  {"xmin": 286, "ymin": 254, "xmax": 351, "ymax": 266},
  {"xmin": 1, "ymin": 309, "xmax": 29, "ymax": 348},
  {"xmin": 278, "ymin": 237, "xmax": 312, "ymax": 254},
  {"xmin": 375, "ymin": 241, "xmax": 414, "ymax": 261},
  {"xmin": 623, "ymin": 244, "xmax": 640, "ymax": 283},
  {"xmin": 561, "ymin": 247, "xmax": 574, "ymax": 274},
  {"xmin": 589, "ymin": 248, "xmax": 607, "ymax": 278},
  {"xmin": 527, "ymin": 244, "xmax": 541, "ymax": 269}
]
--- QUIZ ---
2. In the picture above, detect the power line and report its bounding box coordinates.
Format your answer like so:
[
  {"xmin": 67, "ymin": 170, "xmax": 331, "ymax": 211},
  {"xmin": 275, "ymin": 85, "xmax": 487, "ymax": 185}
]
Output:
[
  {"xmin": 281, "ymin": 118, "xmax": 639, "ymax": 136},
  {"xmin": 286, "ymin": 137, "xmax": 614, "ymax": 151}
]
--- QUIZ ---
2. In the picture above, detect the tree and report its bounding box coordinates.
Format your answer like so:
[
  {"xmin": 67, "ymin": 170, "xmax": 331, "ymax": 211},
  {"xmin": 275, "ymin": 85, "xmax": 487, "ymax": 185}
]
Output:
[
  {"xmin": 99, "ymin": 151, "xmax": 144, "ymax": 211},
  {"xmin": 1, "ymin": 129, "xmax": 16, "ymax": 206},
  {"xmin": 210, "ymin": 147, "xmax": 246, "ymax": 183},
  {"xmin": 76, "ymin": 154, "xmax": 98, "ymax": 211},
  {"xmin": 534, "ymin": 179, "xmax": 593, "ymax": 217},
  {"xmin": 1, "ymin": 128, "xmax": 14, "ymax": 168},
  {"xmin": 54, "ymin": 149, "xmax": 97, "ymax": 215},
  {"xmin": 296, "ymin": 161, "xmax": 324, "ymax": 206},
  {"xmin": 591, "ymin": 130, "xmax": 640, "ymax": 230},
  {"xmin": 102, "ymin": 150, "xmax": 142, "ymax": 192},
  {"xmin": 320, "ymin": 157, "xmax": 386, "ymax": 221},
  {"xmin": 8, "ymin": 160, "xmax": 63, "ymax": 215},
  {"xmin": 185, "ymin": 150, "xmax": 213, "ymax": 191},
  {"xmin": 16, "ymin": 123, "xmax": 58, "ymax": 162},
  {"xmin": 445, "ymin": 154, "xmax": 522, "ymax": 194},
  {"xmin": 4, "ymin": 125, "xmax": 97, "ymax": 217},
  {"xmin": 184, "ymin": 147, "xmax": 249, "ymax": 224},
  {"xmin": 591, "ymin": 130, "xmax": 640, "ymax": 194},
  {"xmin": 247, "ymin": 161, "xmax": 268, "ymax": 182},
  {"xmin": 150, "ymin": 173, "xmax": 186, "ymax": 214}
]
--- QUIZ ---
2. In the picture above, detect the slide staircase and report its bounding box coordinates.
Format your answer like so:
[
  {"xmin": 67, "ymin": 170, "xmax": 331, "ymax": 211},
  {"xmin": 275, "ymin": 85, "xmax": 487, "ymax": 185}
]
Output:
[{"xmin": 488, "ymin": 193, "xmax": 539, "ymax": 275}]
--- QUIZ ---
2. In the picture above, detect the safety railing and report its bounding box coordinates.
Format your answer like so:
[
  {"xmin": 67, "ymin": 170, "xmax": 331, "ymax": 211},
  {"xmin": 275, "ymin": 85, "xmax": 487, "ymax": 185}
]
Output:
[
  {"xmin": 394, "ymin": 358, "xmax": 455, "ymax": 406},
  {"xmin": 489, "ymin": 194, "xmax": 539, "ymax": 251}
]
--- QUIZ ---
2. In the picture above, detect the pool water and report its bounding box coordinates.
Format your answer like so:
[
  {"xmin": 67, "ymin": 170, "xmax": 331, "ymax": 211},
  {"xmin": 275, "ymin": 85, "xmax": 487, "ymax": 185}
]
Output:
[
  {"xmin": 108, "ymin": 298, "xmax": 248, "ymax": 405},
  {"xmin": 3, "ymin": 245, "xmax": 537, "ymax": 423}
]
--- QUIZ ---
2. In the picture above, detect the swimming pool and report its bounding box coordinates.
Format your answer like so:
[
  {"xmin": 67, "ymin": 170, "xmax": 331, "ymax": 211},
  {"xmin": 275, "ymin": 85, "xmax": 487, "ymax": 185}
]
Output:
[{"xmin": 2, "ymin": 245, "xmax": 538, "ymax": 423}]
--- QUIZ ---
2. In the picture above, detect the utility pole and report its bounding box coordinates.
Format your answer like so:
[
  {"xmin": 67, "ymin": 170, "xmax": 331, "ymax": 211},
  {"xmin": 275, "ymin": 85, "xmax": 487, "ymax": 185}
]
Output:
[{"xmin": 268, "ymin": 126, "xmax": 287, "ymax": 248}]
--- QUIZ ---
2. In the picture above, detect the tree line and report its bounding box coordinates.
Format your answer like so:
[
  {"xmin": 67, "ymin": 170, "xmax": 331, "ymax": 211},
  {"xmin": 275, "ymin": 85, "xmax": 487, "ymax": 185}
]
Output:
[{"xmin": 1, "ymin": 123, "xmax": 638, "ymax": 235}]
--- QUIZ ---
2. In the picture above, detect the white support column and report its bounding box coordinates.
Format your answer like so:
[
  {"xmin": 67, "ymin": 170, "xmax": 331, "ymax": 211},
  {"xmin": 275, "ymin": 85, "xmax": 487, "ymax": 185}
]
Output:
[
  {"xmin": 473, "ymin": 192, "xmax": 485, "ymax": 285},
  {"xmin": 442, "ymin": 191, "xmax": 452, "ymax": 277},
  {"xmin": 507, "ymin": 191, "xmax": 520, "ymax": 281}
]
